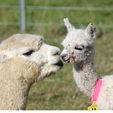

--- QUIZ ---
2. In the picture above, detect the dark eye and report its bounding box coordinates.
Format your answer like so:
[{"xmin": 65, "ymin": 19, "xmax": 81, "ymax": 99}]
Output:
[
  {"xmin": 23, "ymin": 50, "xmax": 34, "ymax": 56},
  {"xmin": 74, "ymin": 47, "xmax": 83, "ymax": 51}
]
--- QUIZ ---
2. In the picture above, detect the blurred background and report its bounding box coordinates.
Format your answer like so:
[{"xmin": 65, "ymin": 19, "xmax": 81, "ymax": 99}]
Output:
[{"xmin": 0, "ymin": 0, "xmax": 113, "ymax": 110}]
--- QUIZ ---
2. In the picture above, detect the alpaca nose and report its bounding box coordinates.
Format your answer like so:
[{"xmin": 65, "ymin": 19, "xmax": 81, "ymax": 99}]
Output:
[
  {"xmin": 60, "ymin": 53, "xmax": 67, "ymax": 60},
  {"xmin": 51, "ymin": 48, "xmax": 60, "ymax": 56}
]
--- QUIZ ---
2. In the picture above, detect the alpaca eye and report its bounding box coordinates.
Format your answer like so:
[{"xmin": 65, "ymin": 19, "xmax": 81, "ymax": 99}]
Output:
[
  {"xmin": 74, "ymin": 47, "xmax": 83, "ymax": 51},
  {"xmin": 23, "ymin": 50, "xmax": 34, "ymax": 56}
]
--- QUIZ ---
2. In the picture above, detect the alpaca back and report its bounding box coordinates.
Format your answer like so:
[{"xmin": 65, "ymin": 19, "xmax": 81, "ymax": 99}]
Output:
[{"xmin": 97, "ymin": 75, "xmax": 113, "ymax": 109}]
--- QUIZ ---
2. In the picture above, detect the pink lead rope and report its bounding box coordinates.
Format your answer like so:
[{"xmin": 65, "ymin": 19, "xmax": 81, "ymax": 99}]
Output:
[{"xmin": 91, "ymin": 79, "xmax": 102, "ymax": 102}]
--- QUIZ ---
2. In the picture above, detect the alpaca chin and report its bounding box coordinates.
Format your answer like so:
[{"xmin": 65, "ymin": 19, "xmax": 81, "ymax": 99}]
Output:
[{"xmin": 69, "ymin": 57, "xmax": 75, "ymax": 64}]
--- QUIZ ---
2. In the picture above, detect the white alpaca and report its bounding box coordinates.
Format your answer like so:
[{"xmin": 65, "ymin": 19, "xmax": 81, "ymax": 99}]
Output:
[
  {"xmin": 0, "ymin": 34, "xmax": 63, "ymax": 110},
  {"xmin": 61, "ymin": 18, "xmax": 113, "ymax": 110}
]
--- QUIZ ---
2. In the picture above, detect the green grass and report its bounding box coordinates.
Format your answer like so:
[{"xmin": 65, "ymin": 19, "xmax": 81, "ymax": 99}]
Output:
[
  {"xmin": 0, "ymin": 0, "xmax": 113, "ymax": 110},
  {"xmin": 1, "ymin": 0, "xmax": 113, "ymax": 6}
]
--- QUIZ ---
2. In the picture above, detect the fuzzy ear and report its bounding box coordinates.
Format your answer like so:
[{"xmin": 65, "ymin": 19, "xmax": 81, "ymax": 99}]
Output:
[
  {"xmin": 63, "ymin": 18, "xmax": 75, "ymax": 32},
  {"xmin": 85, "ymin": 23, "xmax": 96, "ymax": 38}
]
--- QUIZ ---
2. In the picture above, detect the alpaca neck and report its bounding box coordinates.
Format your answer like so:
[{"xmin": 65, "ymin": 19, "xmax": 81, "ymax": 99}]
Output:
[
  {"xmin": 13, "ymin": 80, "xmax": 31, "ymax": 110},
  {"xmin": 6, "ymin": 79, "xmax": 31, "ymax": 110},
  {"xmin": 73, "ymin": 53, "xmax": 98, "ymax": 97}
]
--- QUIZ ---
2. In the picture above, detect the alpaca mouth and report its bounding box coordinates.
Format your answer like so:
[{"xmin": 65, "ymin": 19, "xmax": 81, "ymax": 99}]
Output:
[
  {"xmin": 53, "ymin": 60, "xmax": 63, "ymax": 67},
  {"xmin": 63, "ymin": 59, "xmax": 70, "ymax": 63},
  {"xmin": 61, "ymin": 56, "xmax": 70, "ymax": 63},
  {"xmin": 62, "ymin": 57, "xmax": 75, "ymax": 64}
]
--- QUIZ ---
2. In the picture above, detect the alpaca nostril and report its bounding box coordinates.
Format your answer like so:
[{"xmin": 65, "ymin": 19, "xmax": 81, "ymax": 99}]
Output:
[{"xmin": 60, "ymin": 53, "xmax": 67, "ymax": 59}]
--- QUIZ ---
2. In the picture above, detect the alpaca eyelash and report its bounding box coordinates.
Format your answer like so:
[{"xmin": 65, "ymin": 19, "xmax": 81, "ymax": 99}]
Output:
[
  {"xmin": 23, "ymin": 50, "xmax": 34, "ymax": 56},
  {"xmin": 74, "ymin": 47, "xmax": 83, "ymax": 51}
]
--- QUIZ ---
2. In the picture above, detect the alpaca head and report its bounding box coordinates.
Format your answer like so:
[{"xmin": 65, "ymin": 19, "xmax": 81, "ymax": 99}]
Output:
[
  {"xmin": 0, "ymin": 34, "xmax": 63, "ymax": 81},
  {"xmin": 61, "ymin": 18, "xmax": 96, "ymax": 64}
]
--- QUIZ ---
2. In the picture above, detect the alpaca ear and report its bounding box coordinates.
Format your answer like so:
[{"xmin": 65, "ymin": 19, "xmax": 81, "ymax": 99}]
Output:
[
  {"xmin": 85, "ymin": 23, "xmax": 96, "ymax": 39},
  {"xmin": 63, "ymin": 18, "xmax": 76, "ymax": 32}
]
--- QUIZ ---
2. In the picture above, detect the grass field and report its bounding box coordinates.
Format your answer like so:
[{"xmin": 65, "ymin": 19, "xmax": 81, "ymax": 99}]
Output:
[{"xmin": 0, "ymin": 0, "xmax": 113, "ymax": 110}]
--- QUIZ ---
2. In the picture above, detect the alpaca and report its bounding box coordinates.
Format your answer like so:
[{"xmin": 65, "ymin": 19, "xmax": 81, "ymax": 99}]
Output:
[
  {"xmin": 60, "ymin": 18, "xmax": 113, "ymax": 110},
  {"xmin": 0, "ymin": 34, "xmax": 63, "ymax": 110}
]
